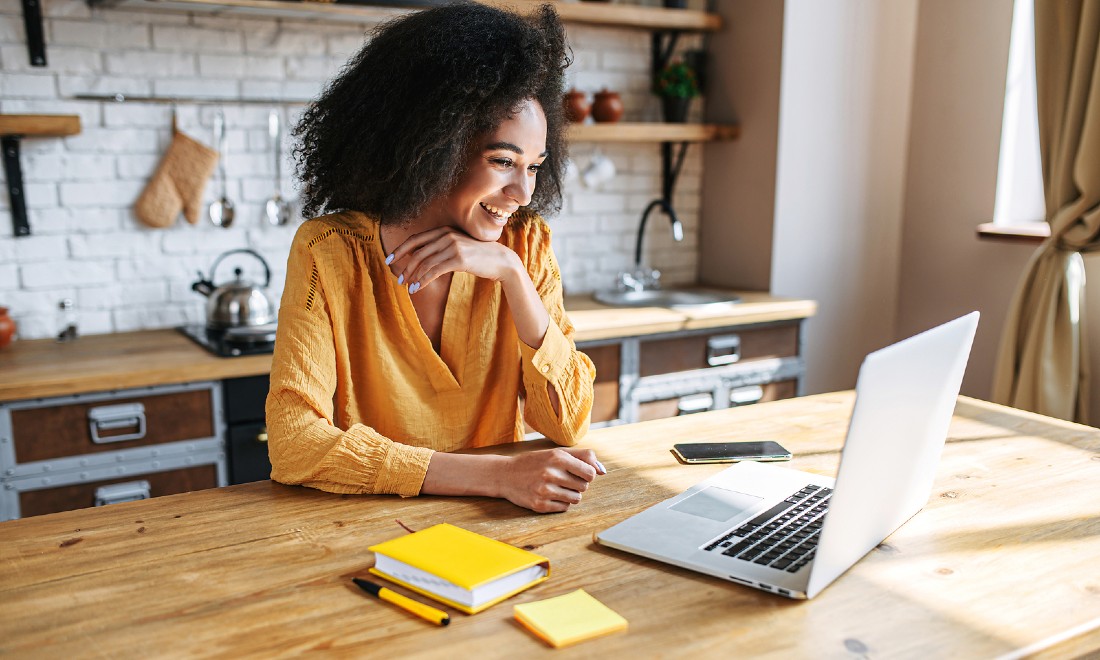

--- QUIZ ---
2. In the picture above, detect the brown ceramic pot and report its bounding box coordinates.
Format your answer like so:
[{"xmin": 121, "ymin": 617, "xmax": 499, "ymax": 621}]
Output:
[
  {"xmin": 0, "ymin": 307, "xmax": 14, "ymax": 350},
  {"xmin": 563, "ymin": 89, "xmax": 590, "ymax": 123},
  {"xmin": 591, "ymin": 89, "xmax": 624, "ymax": 123}
]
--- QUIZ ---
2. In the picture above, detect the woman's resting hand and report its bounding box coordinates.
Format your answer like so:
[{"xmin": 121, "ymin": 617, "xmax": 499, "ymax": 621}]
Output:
[
  {"xmin": 421, "ymin": 448, "xmax": 606, "ymax": 514},
  {"xmin": 497, "ymin": 447, "xmax": 605, "ymax": 513}
]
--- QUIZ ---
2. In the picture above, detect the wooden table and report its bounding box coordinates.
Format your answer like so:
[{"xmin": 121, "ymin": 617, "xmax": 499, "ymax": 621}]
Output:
[{"xmin": 1, "ymin": 393, "xmax": 1097, "ymax": 658}]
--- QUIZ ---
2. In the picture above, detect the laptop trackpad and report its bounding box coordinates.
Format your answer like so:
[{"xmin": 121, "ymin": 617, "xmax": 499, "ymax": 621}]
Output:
[{"xmin": 669, "ymin": 486, "xmax": 763, "ymax": 522}]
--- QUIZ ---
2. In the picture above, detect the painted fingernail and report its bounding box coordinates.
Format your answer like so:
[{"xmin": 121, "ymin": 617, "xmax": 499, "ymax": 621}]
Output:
[
  {"xmin": 595, "ymin": 459, "xmax": 607, "ymax": 474},
  {"xmin": 409, "ymin": 282, "xmax": 420, "ymax": 294},
  {"xmin": 385, "ymin": 253, "xmax": 394, "ymax": 265},
  {"xmin": 397, "ymin": 274, "xmax": 404, "ymax": 285}
]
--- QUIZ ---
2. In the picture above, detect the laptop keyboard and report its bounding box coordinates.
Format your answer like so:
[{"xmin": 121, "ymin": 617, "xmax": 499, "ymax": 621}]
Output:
[{"xmin": 704, "ymin": 485, "xmax": 832, "ymax": 572}]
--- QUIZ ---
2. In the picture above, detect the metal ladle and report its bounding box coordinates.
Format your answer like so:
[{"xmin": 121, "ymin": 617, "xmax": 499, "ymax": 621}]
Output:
[
  {"xmin": 208, "ymin": 110, "xmax": 235, "ymax": 228},
  {"xmin": 264, "ymin": 111, "xmax": 291, "ymax": 226}
]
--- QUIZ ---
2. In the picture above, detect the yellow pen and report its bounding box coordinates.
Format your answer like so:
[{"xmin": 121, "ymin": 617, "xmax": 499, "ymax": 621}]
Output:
[{"xmin": 352, "ymin": 577, "xmax": 451, "ymax": 626}]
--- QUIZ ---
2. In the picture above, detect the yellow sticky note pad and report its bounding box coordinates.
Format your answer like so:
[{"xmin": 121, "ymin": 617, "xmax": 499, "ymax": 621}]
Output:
[{"xmin": 514, "ymin": 589, "xmax": 628, "ymax": 648}]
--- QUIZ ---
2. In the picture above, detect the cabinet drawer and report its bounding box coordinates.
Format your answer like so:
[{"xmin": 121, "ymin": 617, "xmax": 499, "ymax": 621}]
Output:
[
  {"xmin": 639, "ymin": 324, "xmax": 799, "ymax": 377},
  {"xmin": 637, "ymin": 380, "xmax": 799, "ymax": 422},
  {"xmin": 18, "ymin": 465, "xmax": 218, "ymax": 518},
  {"xmin": 638, "ymin": 392, "xmax": 715, "ymax": 422},
  {"xmin": 585, "ymin": 343, "xmax": 620, "ymax": 424},
  {"xmin": 10, "ymin": 388, "xmax": 215, "ymax": 463}
]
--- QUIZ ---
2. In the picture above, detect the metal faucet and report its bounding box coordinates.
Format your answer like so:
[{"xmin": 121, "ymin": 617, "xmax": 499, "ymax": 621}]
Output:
[
  {"xmin": 616, "ymin": 270, "xmax": 652, "ymax": 293},
  {"xmin": 618, "ymin": 199, "xmax": 683, "ymax": 292}
]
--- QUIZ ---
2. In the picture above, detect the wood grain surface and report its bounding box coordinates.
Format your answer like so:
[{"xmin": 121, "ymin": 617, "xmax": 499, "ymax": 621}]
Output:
[
  {"xmin": 0, "ymin": 393, "xmax": 1097, "ymax": 658},
  {"xmin": 0, "ymin": 329, "xmax": 274, "ymax": 402},
  {"xmin": 567, "ymin": 122, "xmax": 741, "ymax": 143},
  {"xmin": 0, "ymin": 293, "xmax": 815, "ymax": 402},
  {"xmin": 108, "ymin": 0, "xmax": 723, "ymax": 32},
  {"xmin": 0, "ymin": 114, "xmax": 81, "ymax": 137},
  {"xmin": 566, "ymin": 291, "xmax": 818, "ymax": 343}
]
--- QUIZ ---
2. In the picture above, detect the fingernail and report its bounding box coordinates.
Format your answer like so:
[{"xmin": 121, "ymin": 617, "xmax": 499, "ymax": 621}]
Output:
[
  {"xmin": 409, "ymin": 282, "xmax": 420, "ymax": 294},
  {"xmin": 397, "ymin": 274, "xmax": 404, "ymax": 285},
  {"xmin": 385, "ymin": 253, "xmax": 394, "ymax": 265},
  {"xmin": 595, "ymin": 459, "xmax": 606, "ymax": 475}
]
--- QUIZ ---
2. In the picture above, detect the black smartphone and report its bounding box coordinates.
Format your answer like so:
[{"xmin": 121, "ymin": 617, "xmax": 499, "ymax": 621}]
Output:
[{"xmin": 671, "ymin": 441, "xmax": 792, "ymax": 464}]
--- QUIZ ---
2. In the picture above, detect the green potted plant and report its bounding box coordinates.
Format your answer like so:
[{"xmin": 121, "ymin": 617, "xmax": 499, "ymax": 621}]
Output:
[{"xmin": 653, "ymin": 59, "xmax": 700, "ymax": 123}]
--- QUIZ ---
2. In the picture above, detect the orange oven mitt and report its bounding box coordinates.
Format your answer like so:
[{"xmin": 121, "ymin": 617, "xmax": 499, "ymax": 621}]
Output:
[{"xmin": 134, "ymin": 128, "xmax": 218, "ymax": 228}]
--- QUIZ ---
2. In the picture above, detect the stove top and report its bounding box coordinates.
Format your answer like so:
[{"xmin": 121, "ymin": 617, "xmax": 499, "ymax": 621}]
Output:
[{"xmin": 179, "ymin": 324, "xmax": 277, "ymax": 357}]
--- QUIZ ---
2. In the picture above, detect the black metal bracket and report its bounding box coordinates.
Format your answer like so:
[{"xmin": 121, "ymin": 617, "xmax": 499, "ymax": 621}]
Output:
[
  {"xmin": 652, "ymin": 31, "xmax": 680, "ymax": 79},
  {"xmin": 21, "ymin": 0, "xmax": 47, "ymax": 67},
  {"xmin": 2, "ymin": 137, "xmax": 31, "ymax": 237}
]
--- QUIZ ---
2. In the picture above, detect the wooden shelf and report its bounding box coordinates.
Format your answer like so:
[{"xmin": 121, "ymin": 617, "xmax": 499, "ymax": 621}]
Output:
[
  {"xmin": 1, "ymin": 115, "xmax": 83, "ymax": 238},
  {"xmin": 567, "ymin": 122, "xmax": 739, "ymax": 143},
  {"xmin": 487, "ymin": 0, "xmax": 722, "ymax": 31},
  {"xmin": 0, "ymin": 114, "xmax": 81, "ymax": 138},
  {"xmin": 90, "ymin": 0, "xmax": 722, "ymax": 31}
]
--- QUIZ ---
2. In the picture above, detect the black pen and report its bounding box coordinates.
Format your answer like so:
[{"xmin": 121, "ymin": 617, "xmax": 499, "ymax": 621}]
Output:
[{"xmin": 352, "ymin": 577, "xmax": 451, "ymax": 626}]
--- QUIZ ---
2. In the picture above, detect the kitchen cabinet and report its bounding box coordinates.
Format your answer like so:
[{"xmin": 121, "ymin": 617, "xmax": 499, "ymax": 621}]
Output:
[
  {"xmin": 223, "ymin": 375, "xmax": 272, "ymax": 485},
  {"xmin": 0, "ymin": 382, "xmax": 227, "ymax": 521},
  {"xmin": 0, "ymin": 293, "xmax": 814, "ymax": 518},
  {"xmin": 577, "ymin": 318, "xmax": 804, "ymax": 429}
]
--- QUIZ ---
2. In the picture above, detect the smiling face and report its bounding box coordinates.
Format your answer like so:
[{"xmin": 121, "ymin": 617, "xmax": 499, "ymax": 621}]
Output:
[{"xmin": 432, "ymin": 98, "xmax": 549, "ymax": 242}]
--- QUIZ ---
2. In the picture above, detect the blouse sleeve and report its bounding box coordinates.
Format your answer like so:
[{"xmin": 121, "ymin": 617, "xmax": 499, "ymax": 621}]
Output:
[
  {"xmin": 517, "ymin": 220, "xmax": 596, "ymax": 445},
  {"xmin": 265, "ymin": 226, "xmax": 434, "ymax": 497}
]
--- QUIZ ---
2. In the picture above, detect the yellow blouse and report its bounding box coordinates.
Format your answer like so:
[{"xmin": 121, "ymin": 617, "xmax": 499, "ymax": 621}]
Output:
[{"xmin": 265, "ymin": 211, "xmax": 596, "ymax": 497}]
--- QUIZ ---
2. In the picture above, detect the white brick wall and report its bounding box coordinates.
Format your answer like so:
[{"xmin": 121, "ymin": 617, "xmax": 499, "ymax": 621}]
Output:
[{"xmin": 0, "ymin": 3, "xmax": 703, "ymax": 341}]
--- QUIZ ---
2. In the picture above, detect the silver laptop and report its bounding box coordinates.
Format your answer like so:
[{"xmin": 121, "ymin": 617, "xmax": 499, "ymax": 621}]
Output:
[{"xmin": 596, "ymin": 312, "xmax": 979, "ymax": 600}]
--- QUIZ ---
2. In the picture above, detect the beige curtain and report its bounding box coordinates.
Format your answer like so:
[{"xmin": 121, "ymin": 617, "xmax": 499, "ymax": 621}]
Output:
[{"xmin": 992, "ymin": 0, "xmax": 1100, "ymax": 423}]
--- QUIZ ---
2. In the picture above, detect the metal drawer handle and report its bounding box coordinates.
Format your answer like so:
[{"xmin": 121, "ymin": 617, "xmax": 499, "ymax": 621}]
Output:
[
  {"xmin": 677, "ymin": 393, "xmax": 714, "ymax": 415},
  {"xmin": 95, "ymin": 480, "xmax": 151, "ymax": 506},
  {"xmin": 88, "ymin": 403, "xmax": 147, "ymax": 444},
  {"xmin": 730, "ymin": 385, "xmax": 765, "ymax": 407},
  {"xmin": 256, "ymin": 426, "xmax": 268, "ymax": 443},
  {"xmin": 706, "ymin": 334, "xmax": 741, "ymax": 367}
]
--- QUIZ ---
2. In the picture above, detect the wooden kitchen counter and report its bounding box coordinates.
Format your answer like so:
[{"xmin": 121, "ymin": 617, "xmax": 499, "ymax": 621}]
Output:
[
  {"xmin": 0, "ymin": 329, "xmax": 275, "ymax": 402},
  {"xmin": 0, "ymin": 292, "xmax": 815, "ymax": 402},
  {"xmin": 567, "ymin": 290, "xmax": 816, "ymax": 342},
  {"xmin": 0, "ymin": 393, "xmax": 1096, "ymax": 657}
]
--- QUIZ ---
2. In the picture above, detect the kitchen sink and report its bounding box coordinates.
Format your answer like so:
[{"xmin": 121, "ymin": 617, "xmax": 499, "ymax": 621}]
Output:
[{"xmin": 592, "ymin": 288, "xmax": 741, "ymax": 308}]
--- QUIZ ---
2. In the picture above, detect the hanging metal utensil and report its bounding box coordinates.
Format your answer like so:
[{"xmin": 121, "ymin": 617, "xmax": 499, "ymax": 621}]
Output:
[
  {"xmin": 208, "ymin": 110, "xmax": 235, "ymax": 228},
  {"xmin": 264, "ymin": 110, "xmax": 291, "ymax": 226}
]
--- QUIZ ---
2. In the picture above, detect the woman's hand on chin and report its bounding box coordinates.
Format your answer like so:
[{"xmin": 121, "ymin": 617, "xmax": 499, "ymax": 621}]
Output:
[{"xmin": 387, "ymin": 226, "xmax": 522, "ymax": 293}]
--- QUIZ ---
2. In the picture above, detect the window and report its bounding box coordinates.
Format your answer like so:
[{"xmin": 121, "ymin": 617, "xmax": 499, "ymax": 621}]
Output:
[{"xmin": 992, "ymin": 0, "xmax": 1045, "ymax": 229}]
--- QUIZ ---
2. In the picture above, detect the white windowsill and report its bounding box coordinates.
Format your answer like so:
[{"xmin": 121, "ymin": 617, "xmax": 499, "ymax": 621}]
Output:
[{"xmin": 976, "ymin": 222, "xmax": 1049, "ymax": 244}]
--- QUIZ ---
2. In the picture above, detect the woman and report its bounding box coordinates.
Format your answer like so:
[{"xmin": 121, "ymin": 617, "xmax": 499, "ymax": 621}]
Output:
[{"xmin": 266, "ymin": 3, "xmax": 602, "ymax": 513}]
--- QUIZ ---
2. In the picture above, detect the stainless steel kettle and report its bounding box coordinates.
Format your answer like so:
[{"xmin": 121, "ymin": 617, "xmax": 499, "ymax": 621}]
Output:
[{"xmin": 192, "ymin": 249, "xmax": 277, "ymax": 330}]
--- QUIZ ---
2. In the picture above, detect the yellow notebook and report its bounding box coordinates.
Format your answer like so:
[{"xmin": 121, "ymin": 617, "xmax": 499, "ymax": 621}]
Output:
[
  {"xmin": 514, "ymin": 589, "xmax": 628, "ymax": 648},
  {"xmin": 368, "ymin": 523, "xmax": 550, "ymax": 615}
]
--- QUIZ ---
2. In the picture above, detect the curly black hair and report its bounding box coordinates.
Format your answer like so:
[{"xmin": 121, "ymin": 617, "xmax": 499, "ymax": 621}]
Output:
[{"xmin": 292, "ymin": 2, "xmax": 571, "ymax": 223}]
